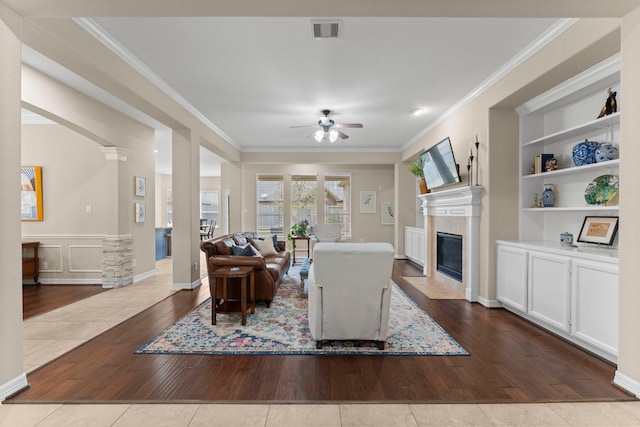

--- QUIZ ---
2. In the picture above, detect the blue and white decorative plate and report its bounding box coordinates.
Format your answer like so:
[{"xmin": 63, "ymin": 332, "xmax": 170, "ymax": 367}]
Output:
[{"xmin": 584, "ymin": 174, "xmax": 619, "ymax": 205}]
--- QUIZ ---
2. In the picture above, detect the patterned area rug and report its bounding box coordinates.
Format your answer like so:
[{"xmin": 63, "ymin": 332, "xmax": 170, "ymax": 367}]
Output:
[{"xmin": 136, "ymin": 264, "xmax": 468, "ymax": 356}]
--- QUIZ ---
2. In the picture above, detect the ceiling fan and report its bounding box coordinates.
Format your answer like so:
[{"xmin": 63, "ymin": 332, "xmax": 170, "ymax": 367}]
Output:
[{"xmin": 290, "ymin": 109, "xmax": 363, "ymax": 142}]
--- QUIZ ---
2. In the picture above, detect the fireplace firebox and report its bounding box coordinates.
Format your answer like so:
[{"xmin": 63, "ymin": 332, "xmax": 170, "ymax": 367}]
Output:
[{"xmin": 436, "ymin": 232, "xmax": 462, "ymax": 282}]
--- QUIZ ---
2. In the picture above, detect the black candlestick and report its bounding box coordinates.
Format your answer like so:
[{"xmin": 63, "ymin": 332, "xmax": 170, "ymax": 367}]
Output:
[
  {"xmin": 474, "ymin": 135, "xmax": 480, "ymax": 186},
  {"xmin": 468, "ymin": 148, "xmax": 474, "ymax": 186}
]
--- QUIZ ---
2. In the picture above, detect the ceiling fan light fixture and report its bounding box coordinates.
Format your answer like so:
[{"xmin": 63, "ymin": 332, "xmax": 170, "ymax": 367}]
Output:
[
  {"xmin": 329, "ymin": 129, "xmax": 339, "ymax": 142},
  {"xmin": 314, "ymin": 130, "xmax": 325, "ymax": 142}
]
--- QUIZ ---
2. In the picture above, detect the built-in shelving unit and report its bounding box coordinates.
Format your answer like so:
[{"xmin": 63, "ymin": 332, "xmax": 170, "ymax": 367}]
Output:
[{"xmin": 496, "ymin": 54, "xmax": 620, "ymax": 363}]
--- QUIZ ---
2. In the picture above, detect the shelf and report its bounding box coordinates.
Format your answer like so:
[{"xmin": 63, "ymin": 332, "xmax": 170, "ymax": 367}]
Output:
[
  {"xmin": 522, "ymin": 206, "xmax": 619, "ymax": 212},
  {"xmin": 522, "ymin": 159, "xmax": 619, "ymax": 180},
  {"xmin": 523, "ymin": 112, "xmax": 620, "ymax": 148}
]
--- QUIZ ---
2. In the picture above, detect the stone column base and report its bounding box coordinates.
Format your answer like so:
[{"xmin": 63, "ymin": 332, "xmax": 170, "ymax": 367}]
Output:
[{"xmin": 102, "ymin": 235, "xmax": 133, "ymax": 288}]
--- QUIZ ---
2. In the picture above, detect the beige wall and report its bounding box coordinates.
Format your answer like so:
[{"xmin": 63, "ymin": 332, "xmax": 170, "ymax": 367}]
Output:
[
  {"xmin": 21, "ymin": 66, "xmax": 157, "ymax": 280},
  {"xmin": 617, "ymin": 5, "xmax": 640, "ymax": 391}
]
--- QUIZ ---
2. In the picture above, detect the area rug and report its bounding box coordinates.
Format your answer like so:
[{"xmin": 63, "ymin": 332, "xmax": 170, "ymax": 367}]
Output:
[
  {"xmin": 136, "ymin": 265, "xmax": 468, "ymax": 356},
  {"xmin": 401, "ymin": 276, "xmax": 465, "ymax": 300}
]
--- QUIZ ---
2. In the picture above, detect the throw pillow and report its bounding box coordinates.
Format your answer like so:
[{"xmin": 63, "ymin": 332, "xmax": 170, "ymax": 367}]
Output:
[
  {"xmin": 272, "ymin": 235, "xmax": 280, "ymax": 252},
  {"xmin": 251, "ymin": 238, "xmax": 278, "ymax": 257},
  {"xmin": 231, "ymin": 244, "xmax": 256, "ymax": 257},
  {"xmin": 248, "ymin": 244, "xmax": 263, "ymax": 257}
]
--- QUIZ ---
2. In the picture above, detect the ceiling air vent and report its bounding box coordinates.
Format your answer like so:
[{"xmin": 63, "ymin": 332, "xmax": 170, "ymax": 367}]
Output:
[{"xmin": 312, "ymin": 19, "xmax": 341, "ymax": 38}]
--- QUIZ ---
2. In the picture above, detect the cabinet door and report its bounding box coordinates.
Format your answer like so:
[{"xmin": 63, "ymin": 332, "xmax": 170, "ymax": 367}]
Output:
[
  {"xmin": 528, "ymin": 252, "xmax": 571, "ymax": 332},
  {"xmin": 571, "ymin": 259, "xmax": 618, "ymax": 359},
  {"xmin": 496, "ymin": 245, "xmax": 528, "ymax": 312}
]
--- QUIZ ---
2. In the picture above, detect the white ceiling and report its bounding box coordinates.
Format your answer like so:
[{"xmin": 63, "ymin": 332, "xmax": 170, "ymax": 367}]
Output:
[{"xmin": 23, "ymin": 16, "xmax": 566, "ymax": 175}]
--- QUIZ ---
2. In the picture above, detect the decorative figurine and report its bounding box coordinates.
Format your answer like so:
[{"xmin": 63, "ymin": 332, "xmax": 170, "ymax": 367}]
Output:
[
  {"xmin": 597, "ymin": 87, "xmax": 617, "ymax": 118},
  {"xmin": 532, "ymin": 193, "xmax": 539, "ymax": 208}
]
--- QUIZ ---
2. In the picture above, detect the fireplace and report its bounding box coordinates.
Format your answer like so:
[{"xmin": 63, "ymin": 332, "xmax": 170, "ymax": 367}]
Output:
[{"xmin": 436, "ymin": 232, "xmax": 463, "ymax": 282}]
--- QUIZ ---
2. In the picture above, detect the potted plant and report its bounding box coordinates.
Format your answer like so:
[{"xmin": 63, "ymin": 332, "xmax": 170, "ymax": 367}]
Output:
[
  {"xmin": 287, "ymin": 220, "xmax": 308, "ymax": 240},
  {"xmin": 409, "ymin": 159, "xmax": 429, "ymax": 194}
]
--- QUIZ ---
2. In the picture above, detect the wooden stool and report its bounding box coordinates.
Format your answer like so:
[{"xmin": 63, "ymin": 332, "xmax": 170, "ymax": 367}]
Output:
[{"xmin": 211, "ymin": 266, "xmax": 255, "ymax": 326}]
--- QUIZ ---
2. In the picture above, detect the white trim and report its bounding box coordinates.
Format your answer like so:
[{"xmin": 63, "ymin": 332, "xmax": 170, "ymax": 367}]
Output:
[
  {"xmin": 404, "ymin": 18, "xmax": 577, "ymax": 150},
  {"xmin": 420, "ymin": 186, "xmax": 483, "ymax": 302},
  {"xmin": 614, "ymin": 371, "xmax": 640, "ymax": 398},
  {"xmin": 74, "ymin": 18, "xmax": 239, "ymax": 150},
  {"xmin": 101, "ymin": 146, "xmax": 132, "ymax": 162},
  {"xmin": 516, "ymin": 53, "xmax": 621, "ymax": 115},
  {"xmin": 172, "ymin": 279, "xmax": 202, "ymax": 290},
  {"xmin": 478, "ymin": 296, "xmax": 502, "ymax": 308},
  {"xmin": 134, "ymin": 268, "xmax": 157, "ymax": 283},
  {"xmin": 37, "ymin": 278, "xmax": 103, "ymax": 285},
  {"xmin": 0, "ymin": 373, "xmax": 28, "ymax": 402},
  {"xmin": 22, "ymin": 234, "xmax": 106, "ymax": 239}
]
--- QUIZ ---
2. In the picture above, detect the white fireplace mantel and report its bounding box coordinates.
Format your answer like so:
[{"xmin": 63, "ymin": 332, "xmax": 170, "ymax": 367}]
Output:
[{"xmin": 418, "ymin": 186, "xmax": 483, "ymax": 302}]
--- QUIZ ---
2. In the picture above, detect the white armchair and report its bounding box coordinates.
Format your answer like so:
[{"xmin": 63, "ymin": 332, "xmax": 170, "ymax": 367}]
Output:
[
  {"xmin": 310, "ymin": 223, "xmax": 342, "ymax": 257},
  {"xmin": 308, "ymin": 242, "xmax": 395, "ymax": 349}
]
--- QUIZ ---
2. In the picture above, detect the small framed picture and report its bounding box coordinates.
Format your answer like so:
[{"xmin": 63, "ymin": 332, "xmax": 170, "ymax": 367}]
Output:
[
  {"xmin": 135, "ymin": 202, "xmax": 146, "ymax": 223},
  {"xmin": 381, "ymin": 203, "xmax": 394, "ymax": 225},
  {"xmin": 360, "ymin": 191, "xmax": 376, "ymax": 213},
  {"xmin": 577, "ymin": 216, "xmax": 618, "ymax": 245},
  {"xmin": 134, "ymin": 176, "xmax": 146, "ymax": 197}
]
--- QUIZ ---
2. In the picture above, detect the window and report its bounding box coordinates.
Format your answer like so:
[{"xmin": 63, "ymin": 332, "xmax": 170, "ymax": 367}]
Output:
[
  {"xmin": 324, "ymin": 174, "xmax": 351, "ymax": 237},
  {"xmin": 257, "ymin": 174, "xmax": 284, "ymax": 237},
  {"xmin": 200, "ymin": 190, "xmax": 218, "ymax": 227},
  {"xmin": 166, "ymin": 188, "xmax": 173, "ymax": 226},
  {"xmin": 291, "ymin": 174, "xmax": 317, "ymax": 227}
]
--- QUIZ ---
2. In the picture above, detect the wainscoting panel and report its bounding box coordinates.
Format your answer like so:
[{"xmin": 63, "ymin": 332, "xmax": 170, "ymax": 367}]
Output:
[{"xmin": 69, "ymin": 245, "xmax": 103, "ymax": 272}]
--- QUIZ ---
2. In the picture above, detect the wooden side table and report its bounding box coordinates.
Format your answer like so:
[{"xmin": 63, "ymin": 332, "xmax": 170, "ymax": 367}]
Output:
[
  {"xmin": 291, "ymin": 235, "xmax": 310, "ymax": 264},
  {"xmin": 211, "ymin": 266, "xmax": 255, "ymax": 326},
  {"xmin": 22, "ymin": 241, "xmax": 41, "ymax": 286}
]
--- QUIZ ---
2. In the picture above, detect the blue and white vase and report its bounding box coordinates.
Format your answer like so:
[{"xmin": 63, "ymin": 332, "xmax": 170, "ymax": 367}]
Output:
[
  {"xmin": 542, "ymin": 185, "xmax": 555, "ymax": 208},
  {"xmin": 572, "ymin": 139, "xmax": 600, "ymax": 166},
  {"xmin": 595, "ymin": 143, "xmax": 618, "ymax": 162}
]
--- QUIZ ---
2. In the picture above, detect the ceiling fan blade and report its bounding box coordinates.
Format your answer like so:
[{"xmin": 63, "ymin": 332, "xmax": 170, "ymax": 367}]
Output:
[
  {"xmin": 289, "ymin": 124, "xmax": 316, "ymax": 128},
  {"xmin": 337, "ymin": 131, "xmax": 349, "ymax": 139},
  {"xmin": 334, "ymin": 123, "xmax": 363, "ymax": 129}
]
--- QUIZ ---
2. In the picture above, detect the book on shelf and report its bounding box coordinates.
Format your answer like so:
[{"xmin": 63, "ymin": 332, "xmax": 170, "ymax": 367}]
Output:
[{"xmin": 534, "ymin": 153, "xmax": 554, "ymax": 174}]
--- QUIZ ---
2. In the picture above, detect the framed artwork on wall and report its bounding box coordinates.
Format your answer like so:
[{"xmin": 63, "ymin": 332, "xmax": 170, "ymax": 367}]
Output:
[
  {"xmin": 134, "ymin": 176, "xmax": 146, "ymax": 197},
  {"xmin": 135, "ymin": 202, "xmax": 146, "ymax": 223},
  {"xmin": 21, "ymin": 166, "xmax": 43, "ymax": 221},
  {"xmin": 359, "ymin": 191, "xmax": 376, "ymax": 213},
  {"xmin": 381, "ymin": 203, "xmax": 394, "ymax": 225},
  {"xmin": 577, "ymin": 215, "xmax": 618, "ymax": 245}
]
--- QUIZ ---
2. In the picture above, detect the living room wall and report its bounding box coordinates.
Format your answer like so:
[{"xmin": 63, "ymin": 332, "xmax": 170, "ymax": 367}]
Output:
[
  {"xmin": 239, "ymin": 163, "xmax": 395, "ymax": 249},
  {"xmin": 21, "ymin": 123, "xmax": 108, "ymax": 282}
]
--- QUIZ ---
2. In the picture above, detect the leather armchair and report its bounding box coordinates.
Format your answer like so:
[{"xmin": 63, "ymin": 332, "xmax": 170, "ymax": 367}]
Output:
[{"xmin": 308, "ymin": 242, "xmax": 395, "ymax": 349}]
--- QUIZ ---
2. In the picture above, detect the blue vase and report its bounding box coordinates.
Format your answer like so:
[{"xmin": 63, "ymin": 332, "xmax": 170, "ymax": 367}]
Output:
[
  {"xmin": 572, "ymin": 139, "xmax": 600, "ymax": 166},
  {"xmin": 542, "ymin": 185, "xmax": 555, "ymax": 207},
  {"xmin": 595, "ymin": 143, "xmax": 618, "ymax": 162}
]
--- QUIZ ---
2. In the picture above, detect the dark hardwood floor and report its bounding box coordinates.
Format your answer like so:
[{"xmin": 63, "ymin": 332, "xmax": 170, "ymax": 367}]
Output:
[
  {"xmin": 10, "ymin": 260, "xmax": 634, "ymax": 403},
  {"xmin": 22, "ymin": 284, "xmax": 108, "ymax": 320}
]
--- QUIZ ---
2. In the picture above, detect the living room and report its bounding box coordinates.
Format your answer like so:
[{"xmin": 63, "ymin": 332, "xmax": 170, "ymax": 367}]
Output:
[{"xmin": 3, "ymin": 1, "xmax": 640, "ymax": 422}]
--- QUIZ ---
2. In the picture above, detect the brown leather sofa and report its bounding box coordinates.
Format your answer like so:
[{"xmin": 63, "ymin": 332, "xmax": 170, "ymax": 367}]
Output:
[{"xmin": 200, "ymin": 232, "xmax": 291, "ymax": 307}]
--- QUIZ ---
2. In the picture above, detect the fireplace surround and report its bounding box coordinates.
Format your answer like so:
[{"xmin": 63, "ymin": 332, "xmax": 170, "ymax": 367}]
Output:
[{"xmin": 419, "ymin": 186, "xmax": 482, "ymax": 302}]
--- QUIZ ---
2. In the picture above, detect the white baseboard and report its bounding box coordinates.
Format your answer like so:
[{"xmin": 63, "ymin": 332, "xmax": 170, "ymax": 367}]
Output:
[
  {"xmin": 478, "ymin": 296, "xmax": 502, "ymax": 308},
  {"xmin": 134, "ymin": 268, "xmax": 157, "ymax": 283},
  {"xmin": 614, "ymin": 370, "xmax": 640, "ymax": 398},
  {"xmin": 26, "ymin": 278, "xmax": 102, "ymax": 285},
  {"xmin": 0, "ymin": 373, "xmax": 28, "ymax": 402},
  {"xmin": 172, "ymin": 279, "xmax": 202, "ymax": 290}
]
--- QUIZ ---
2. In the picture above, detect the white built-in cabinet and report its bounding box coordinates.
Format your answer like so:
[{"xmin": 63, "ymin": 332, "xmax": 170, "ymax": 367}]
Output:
[
  {"xmin": 496, "ymin": 54, "xmax": 621, "ymax": 363},
  {"xmin": 497, "ymin": 241, "xmax": 618, "ymax": 362},
  {"xmin": 404, "ymin": 226, "xmax": 425, "ymax": 267}
]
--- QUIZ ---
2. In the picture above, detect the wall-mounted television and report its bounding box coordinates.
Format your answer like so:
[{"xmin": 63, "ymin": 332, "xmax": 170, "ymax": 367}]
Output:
[{"xmin": 419, "ymin": 137, "xmax": 461, "ymax": 190}]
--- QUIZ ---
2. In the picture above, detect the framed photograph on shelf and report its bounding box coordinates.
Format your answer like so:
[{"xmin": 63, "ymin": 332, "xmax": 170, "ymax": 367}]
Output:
[
  {"xmin": 577, "ymin": 216, "xmax": 618, "ymax": 245},
  {"xmin": 21, "ymin": 166, "xmax": 44, "ymax": 221},
  {"xmin": 381, "ymin": 203, "xmax": 394, "ymax": 225},
  {"xmin": 359, "ymin": 191, "xmax": 376, "ymax": 213},
  {"xmin": 134, "ymin": 176, "xmax": 146, "ymax": 197},
  {"xmin": 135, "ymin": 202, "xmax": 146, "ymax": 223}
]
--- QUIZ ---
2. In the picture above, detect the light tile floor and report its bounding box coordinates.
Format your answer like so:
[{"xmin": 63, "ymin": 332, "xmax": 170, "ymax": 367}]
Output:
[{"xmin": 3, "ymin": 256, "xmax": 640, "ymax": 426}]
